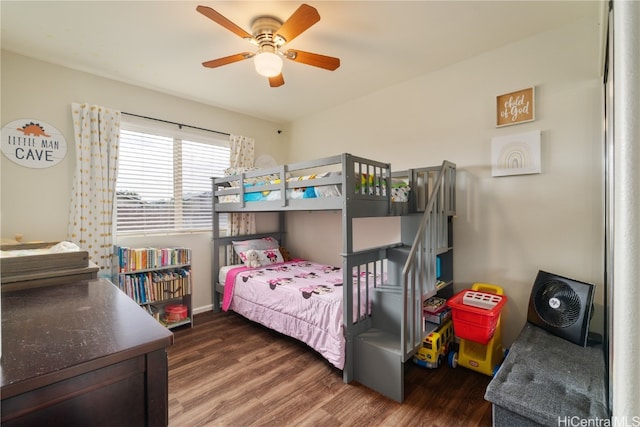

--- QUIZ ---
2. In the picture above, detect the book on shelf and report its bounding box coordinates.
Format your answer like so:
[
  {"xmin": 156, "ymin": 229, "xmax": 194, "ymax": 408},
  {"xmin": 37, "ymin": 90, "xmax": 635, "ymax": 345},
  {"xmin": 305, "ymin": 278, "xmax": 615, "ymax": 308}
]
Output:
[
  {"xmin": 423, "ymin": 296, "xmax": 448, "ymax": 314},
  {"xmin": 424, "ymin": 307, "xmax": 452, "ymax": 325},
  {"xmin": 435, "ymin": 280, "xmax": 448, "ymax": 290},
  {"xmin": 116, "ymin": 246, "xmax": 191, "ymax": 273},
  {"xmin": 117, "ymin": 267, "xmax": 190, "ymax": 305}
]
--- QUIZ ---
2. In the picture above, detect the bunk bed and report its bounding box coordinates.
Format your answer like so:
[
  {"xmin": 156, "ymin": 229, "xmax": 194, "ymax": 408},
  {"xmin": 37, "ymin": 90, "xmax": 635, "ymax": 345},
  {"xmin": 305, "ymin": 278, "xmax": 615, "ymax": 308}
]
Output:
[{"xmin": 211, "ymin": 153, "xmax": 455, "ymax": 388}]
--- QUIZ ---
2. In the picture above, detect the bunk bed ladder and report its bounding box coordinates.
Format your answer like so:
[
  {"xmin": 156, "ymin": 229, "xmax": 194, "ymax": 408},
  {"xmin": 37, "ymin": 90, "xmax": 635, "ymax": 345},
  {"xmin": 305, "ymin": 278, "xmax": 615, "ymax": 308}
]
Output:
[
  {"xmin": 401, "ymin": 161, "xmax": 456, "ymax": 360},
  {"xmin": 350, "ymin": 161, "xmax": 456, "ymax": 402}
]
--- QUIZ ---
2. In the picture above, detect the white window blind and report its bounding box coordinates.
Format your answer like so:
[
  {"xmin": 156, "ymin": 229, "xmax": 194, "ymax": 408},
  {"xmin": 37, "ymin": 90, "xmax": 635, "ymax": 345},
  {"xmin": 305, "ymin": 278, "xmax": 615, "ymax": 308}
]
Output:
[{"xmin": 116, "ymin": 126, "xmax": 230, "ymax": 234}]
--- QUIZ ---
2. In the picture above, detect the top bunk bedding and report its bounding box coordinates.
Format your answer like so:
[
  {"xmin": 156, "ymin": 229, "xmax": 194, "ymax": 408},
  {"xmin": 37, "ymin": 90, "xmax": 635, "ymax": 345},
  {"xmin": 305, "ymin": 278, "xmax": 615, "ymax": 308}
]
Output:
[{"xmin": 212, "ymin": 153, "xmax": 409, "ymax": 215}]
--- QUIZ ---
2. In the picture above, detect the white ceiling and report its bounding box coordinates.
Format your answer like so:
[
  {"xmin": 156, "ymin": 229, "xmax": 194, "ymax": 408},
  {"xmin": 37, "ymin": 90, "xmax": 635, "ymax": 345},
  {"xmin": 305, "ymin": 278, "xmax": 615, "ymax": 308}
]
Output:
[{"xmin": 1, "ymin": 1, "xmax": 603, "ymax": 123}]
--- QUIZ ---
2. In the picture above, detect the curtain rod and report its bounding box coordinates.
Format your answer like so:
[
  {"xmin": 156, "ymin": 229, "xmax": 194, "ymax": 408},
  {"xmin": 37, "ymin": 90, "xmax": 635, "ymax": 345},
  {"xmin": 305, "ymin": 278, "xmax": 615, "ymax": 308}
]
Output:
[{"xmin": 121, "ymin": 112, "xmax": 230, "ymax": 137}]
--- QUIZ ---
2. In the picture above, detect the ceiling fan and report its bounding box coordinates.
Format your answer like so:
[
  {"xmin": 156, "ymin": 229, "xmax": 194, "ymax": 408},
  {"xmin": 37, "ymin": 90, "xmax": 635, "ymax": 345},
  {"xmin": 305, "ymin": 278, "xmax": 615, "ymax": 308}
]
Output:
[{"xmin": 197, "ymin": 4, "xmax": 340, "ymax": 87}]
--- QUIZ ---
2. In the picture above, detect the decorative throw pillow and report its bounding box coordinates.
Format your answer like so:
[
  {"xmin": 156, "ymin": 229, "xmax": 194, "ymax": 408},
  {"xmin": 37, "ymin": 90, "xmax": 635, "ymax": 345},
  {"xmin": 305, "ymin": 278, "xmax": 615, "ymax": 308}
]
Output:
[
  {"xmin": 391, "ymin": 181, "xmax": 411, "ymax": 202},
  {"xmin": 232, "ymin": 237, "xmax": 279, "ymax": 258}
]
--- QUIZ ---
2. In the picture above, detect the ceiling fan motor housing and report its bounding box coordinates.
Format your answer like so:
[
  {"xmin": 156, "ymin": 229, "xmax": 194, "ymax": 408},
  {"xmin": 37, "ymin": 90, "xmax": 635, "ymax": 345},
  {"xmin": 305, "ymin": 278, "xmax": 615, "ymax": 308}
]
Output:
[{"xmin": 251, "ymin": 16, "xmax": 285, "ymax": 49}]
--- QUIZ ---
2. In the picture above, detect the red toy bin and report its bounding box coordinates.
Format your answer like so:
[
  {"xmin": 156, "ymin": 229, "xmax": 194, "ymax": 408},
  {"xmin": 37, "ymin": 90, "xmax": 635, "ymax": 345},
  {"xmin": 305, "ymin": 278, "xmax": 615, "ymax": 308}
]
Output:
[
  {"xmin": 165, "ymin": 304, "xmax": 188, "ymax": 322},
  {"xmin": 447, "ymin": 290, "xmax": 507, "ymax": 345}
]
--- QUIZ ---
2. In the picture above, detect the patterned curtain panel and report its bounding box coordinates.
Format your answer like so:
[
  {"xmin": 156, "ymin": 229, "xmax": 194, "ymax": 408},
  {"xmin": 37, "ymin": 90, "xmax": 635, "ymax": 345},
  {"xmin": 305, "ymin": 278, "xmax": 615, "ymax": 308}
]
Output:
[
  {"xmin": 68, "ymin": 103, "xmax": 120, "ymax": 276},
  {"xmin": 229, "ymin": 134, "xmax": 256, "ymax": 236}
]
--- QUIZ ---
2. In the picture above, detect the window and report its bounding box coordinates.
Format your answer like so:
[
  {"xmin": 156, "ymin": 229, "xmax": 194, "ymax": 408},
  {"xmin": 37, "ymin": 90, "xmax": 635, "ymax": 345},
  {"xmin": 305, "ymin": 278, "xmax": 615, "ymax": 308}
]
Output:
[{"xmin": 116, "ymin": 122, "xmax": 230, "ymax": 234}]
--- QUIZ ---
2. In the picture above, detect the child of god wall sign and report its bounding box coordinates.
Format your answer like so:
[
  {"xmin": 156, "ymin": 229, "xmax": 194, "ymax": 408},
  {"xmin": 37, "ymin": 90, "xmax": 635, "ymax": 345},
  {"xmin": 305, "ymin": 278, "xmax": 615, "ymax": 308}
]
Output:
[
  {"xmin": 2, "ymin": 119, "xmax": 67, "ymax": 168},
  {"xmin": 496, "ymin": 87, "xmax": 535, "ymax": 127}
]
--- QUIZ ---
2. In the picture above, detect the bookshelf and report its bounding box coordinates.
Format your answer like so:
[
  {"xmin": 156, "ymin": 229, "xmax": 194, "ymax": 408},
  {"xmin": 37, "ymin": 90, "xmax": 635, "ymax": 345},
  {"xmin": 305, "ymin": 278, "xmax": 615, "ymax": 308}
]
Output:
[{"xmin": 114, "ymin": 246, "xmax": 193, "ymax": 328}]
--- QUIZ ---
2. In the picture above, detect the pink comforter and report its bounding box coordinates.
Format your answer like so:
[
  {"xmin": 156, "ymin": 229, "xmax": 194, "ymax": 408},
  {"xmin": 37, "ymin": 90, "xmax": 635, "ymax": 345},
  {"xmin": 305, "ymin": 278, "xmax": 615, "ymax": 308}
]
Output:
[{"xmin": 223, "ymin": 260, "xmax": 351, "ymax": 370}]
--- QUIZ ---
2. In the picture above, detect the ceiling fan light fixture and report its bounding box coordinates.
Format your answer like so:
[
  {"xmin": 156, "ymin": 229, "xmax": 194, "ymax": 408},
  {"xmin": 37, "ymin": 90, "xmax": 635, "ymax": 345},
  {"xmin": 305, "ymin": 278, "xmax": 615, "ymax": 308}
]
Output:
[{"xmin": 254, "ymin": 51, "xmax": 283, "ymax": 77}]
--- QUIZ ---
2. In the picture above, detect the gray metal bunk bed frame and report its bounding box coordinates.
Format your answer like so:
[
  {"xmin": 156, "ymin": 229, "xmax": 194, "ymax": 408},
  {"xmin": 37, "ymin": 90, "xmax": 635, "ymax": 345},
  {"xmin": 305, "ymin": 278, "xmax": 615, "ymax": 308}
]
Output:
[{"xmin": 211, "ymin": 152, "xmax": 456, "ymax": 392}]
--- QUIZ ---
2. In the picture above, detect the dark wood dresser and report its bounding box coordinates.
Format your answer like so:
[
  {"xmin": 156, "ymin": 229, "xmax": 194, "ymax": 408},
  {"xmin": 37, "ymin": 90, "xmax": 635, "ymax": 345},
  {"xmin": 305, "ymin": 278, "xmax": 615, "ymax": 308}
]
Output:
[{"xmin": 1, "ymin": 278, "xmax": 174, "ymax": 426}]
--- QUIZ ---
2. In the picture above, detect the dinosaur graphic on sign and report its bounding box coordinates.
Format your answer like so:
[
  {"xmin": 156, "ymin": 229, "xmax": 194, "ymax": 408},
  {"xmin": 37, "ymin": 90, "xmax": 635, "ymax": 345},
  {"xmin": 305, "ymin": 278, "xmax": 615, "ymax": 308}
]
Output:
[{"xmin": 16, "ymin": 122, "xmax": 51, "ymax": 137}]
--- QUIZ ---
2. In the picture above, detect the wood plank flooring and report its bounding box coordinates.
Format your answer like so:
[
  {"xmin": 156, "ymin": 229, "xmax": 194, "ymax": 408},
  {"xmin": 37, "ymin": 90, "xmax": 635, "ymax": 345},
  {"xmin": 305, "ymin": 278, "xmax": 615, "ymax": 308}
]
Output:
[{"xmin": 167, "ymin": 311, "xmax": 493, "ymax": 427}]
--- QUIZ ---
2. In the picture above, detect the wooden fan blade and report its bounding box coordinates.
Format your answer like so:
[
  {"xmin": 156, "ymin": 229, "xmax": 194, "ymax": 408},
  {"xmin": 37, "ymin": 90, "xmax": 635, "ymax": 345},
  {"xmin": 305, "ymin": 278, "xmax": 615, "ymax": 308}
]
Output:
[
  {"xmin": 269, "ymin": 74, "xmax": 285, "ymax": 87},
  {"xmin": 274, "ymin": 4, "xmax": 320, "ymax": 44},
  {"xmin": 196, "ymin": 5, "xmax": 253, "ymax": 41},
  {"xmin": 285, "ymin": 49, "xmax": 340, "ymax": 71},
  {"xmin": 202, "ymin": 53, "xmax": 253, "ymax": 68}
]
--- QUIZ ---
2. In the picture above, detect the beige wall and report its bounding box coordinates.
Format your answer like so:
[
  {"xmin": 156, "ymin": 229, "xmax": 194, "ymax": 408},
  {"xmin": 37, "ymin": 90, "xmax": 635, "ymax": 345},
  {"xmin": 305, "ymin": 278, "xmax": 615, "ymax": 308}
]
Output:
[
  {"xmin": 1, "ymin": 50, "xmax": 287, "ymax": 312},
  {"xmin": 286, "ymin": 19, "xmax": 604, "ymax": 346},
  {"xmin": 1, "ymin": 16, "xmax": 604, "ymax": 347}
]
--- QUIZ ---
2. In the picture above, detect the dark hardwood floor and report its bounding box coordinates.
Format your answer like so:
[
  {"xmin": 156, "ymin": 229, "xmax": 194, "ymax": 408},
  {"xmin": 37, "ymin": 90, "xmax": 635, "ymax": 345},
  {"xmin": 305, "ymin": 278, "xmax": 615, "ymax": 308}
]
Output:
[{"xmin": 167, "ymin": 311, "xmax": 493, "ymax": 427}]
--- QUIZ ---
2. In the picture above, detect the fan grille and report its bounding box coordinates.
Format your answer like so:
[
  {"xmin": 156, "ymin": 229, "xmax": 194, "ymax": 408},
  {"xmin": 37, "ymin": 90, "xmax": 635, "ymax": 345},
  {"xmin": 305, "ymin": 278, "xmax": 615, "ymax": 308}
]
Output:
[{"xmin": 533, "ymin": 279, "xmax": 582, "ymax": 328}]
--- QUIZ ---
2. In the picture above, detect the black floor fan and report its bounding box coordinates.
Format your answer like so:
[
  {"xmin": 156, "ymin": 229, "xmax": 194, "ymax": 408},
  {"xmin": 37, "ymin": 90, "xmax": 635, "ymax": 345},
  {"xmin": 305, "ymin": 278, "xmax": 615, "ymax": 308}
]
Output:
[{"xmin": 527, "ymin": 270, "xmax": 596, "ymax": 347}]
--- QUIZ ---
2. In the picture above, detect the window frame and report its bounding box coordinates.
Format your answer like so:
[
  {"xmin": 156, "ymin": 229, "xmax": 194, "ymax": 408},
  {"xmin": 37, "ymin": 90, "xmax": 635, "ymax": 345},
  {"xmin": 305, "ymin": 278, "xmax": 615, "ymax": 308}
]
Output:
[{"xmin": 116, "ymin": 118, "xmax": 229, "ymax": 236}]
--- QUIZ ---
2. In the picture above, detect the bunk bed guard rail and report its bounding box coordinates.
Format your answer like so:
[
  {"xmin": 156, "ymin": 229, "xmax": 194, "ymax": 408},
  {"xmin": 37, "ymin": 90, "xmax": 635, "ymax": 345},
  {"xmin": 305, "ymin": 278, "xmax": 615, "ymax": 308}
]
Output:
[{"xmin": 211, "ymin": 153, "xmax": 392, "ymax": 215}]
